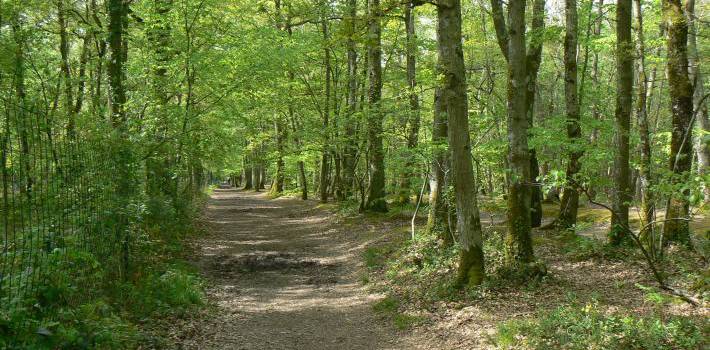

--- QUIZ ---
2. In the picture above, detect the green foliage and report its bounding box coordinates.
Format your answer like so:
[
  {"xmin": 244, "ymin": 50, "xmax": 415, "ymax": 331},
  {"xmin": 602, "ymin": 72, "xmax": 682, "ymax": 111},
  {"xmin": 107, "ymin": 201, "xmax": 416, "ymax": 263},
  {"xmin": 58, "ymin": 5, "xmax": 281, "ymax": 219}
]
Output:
[
  {"xmin": 495, "ymin": 302, "xmax": 704, "ymax": 350},
  {"xmin": 372, "ymin": 295, "xmax": 426, "ymax": 330}
]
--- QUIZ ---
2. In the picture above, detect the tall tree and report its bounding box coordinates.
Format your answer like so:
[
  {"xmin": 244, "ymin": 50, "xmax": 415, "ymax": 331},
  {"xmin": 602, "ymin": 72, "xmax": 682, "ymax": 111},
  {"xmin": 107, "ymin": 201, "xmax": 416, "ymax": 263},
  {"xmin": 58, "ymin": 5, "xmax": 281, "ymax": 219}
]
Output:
[
  {"xmin": 396, "ymin": 1, "xmax": 420, "ymax": 204},
  {"xmin": 146, "ymin": 0, "xmax": 176, "ymax": 200},
  {"xmin": 609, "ymin": 0, "xmax": 633, "ymax": 245},
  {"xmin": 662, "ymin": 0, "xmax": 694, "ymax": 245},
  {"xmin": 557, "ymin": 0, "xmax": 582, "ymax": 229},
  {"xmin": 490, "ymin": 0, "xmax": 545, "ymax": 228},
  {"xmin": 57, "ymin": 0, "xmax": 76, "ymax": 136},
  {"xmin": 107, "ymin": 0, "xmax": 133, "ymax": 275},
  {"xmin": 490, "ymin": 0, "xmax": 540, "ymax": 268},
  {"xmin": 427, "ymin": 88, "xmax": 452, "ymax": 242},
  {"xmin": 366, "ymin": 0, "xmax": 387, "ymax": 212},
  {"xmin": 437, "ymin": 0, "xmax": 485, "ymax": 287},
  {"xmin": 320, "ymin": 6, "xmax": 332, "ymax": 203},
  {"xmin": 634, "ymin": 0, "xmax": 655, "ymax": 232},
  {"xmin": 271, "ymin": 0, "xmax": 288, "ymax": 196},
  {"xmin": 686, "ymin": 0, "xmax": 709, "ymax": 203},
  {"xmin": 341, "ymin": 0, "xmax": 359, "ymax": 200}
]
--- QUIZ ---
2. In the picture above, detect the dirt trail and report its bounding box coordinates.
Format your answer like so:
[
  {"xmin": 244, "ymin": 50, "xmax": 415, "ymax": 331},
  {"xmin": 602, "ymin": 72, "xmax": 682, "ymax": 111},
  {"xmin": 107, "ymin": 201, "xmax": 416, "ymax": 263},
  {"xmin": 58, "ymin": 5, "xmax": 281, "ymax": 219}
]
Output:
[{"xmin": 181, "ymin": 187, "xmax": 407, "ymax": 350}]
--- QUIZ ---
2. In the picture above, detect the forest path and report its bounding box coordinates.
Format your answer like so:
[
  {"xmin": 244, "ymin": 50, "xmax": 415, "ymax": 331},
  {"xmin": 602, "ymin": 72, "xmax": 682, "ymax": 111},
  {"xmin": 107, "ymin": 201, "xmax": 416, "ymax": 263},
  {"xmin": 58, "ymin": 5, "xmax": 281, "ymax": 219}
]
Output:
[{"xmin": 181, "ymin": 187, "xmax": 408, "ymax": 349}]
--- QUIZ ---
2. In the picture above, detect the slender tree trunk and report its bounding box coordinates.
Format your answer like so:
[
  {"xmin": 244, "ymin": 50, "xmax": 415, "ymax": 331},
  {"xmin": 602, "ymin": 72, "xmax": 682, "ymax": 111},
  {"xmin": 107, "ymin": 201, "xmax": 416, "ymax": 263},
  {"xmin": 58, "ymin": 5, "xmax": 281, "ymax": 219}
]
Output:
[
  {"xmin": 272, "ymin": 118, "xmax": 286, "ymax": 195},
  {"xmin": 662, "ymin": 0, "xmax": 694, "ymax": 245},
  {"xmin": 634, "ymin": 0, "xmax": 655, "ymax": 234},
  {"xmin": 320, "ymin": 12, "xmax": 331, "ymax": 203},
  {"xmin": 342, "ymin": 0, "xmax": 358, "ymax": 200},
  {"xmin": 526, "ymin": 0, "xmax": 545, "ymax": 228},
  {"xmin": 58, "ymin": 0, "xmax": 76, "ymax": 137},
  {"xmin": 686, "ymin": 0, "xmax": 709, "ymax": 203},
  {"xmin": 11, "ymin": 17, "xmax": 32, "ymax": 198},
  {"xmin": 366, "ymin": 0, "xmax": 387, "ymax": 212},
  {"xmin": 558, "ymin": 0, "xmax": 582, "ymax": 229},
  {"xmin": 397, "ymin": 1, "xmax": 420, "ymax": 205},
  {"xmin": 505, "ymin": 0, "xmax": 536, "ymax": 265},
  {"xmin": 609, "ymin": 0, "xmax": 633, "ymax": 245},
  {"xmin": 437, "ymin": 0, "xmax": 485, "ymax": 287},
  {"xmin": 427, "ymin": 88, "xmax": 451, "ymax": 243}
]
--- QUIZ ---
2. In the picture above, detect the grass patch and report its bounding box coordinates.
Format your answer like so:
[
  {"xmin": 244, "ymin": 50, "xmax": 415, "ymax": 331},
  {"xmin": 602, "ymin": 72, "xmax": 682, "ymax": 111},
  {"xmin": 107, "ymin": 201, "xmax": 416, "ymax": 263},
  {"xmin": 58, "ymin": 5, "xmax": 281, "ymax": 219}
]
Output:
[
  {"xmin": 494, "ymin": 302, "xmax": 705, "ymax": 349},
  {"xmin": 372, "ymin": 296, "xmax": 426, "ymax": 330}
]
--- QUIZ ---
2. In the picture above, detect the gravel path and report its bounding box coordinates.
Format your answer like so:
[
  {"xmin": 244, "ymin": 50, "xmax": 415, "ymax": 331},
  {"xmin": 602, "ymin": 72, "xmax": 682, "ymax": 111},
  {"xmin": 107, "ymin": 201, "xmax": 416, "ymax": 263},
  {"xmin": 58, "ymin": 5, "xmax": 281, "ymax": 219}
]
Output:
[{"xmin": 181, "ymin": 187, "xmax": 407, "ymax": 349}]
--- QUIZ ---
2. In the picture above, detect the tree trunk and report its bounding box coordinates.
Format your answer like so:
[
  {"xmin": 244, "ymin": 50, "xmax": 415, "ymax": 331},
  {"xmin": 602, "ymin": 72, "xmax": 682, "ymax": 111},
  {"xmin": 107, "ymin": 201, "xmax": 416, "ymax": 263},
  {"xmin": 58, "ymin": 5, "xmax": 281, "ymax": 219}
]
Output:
[
  {"xmin": 437, "ymin": 0, "xmax": 485, "ymax": 287},
  {"xmin": 491, "ymin": 0, "xmax": 545, "ymax": 229},
  {"xmin": 662, "ymin": 0, "xmax": 694, "ymax": 245},
  {"xmin": 558, "ymin": 0, "xmax": 582, "ymax": 229},
  {"xmin": 505, "ymin": 0, "xmax": 535, "ymax": 265},
  {"xmin": 342, "ymin": 0, "xmax": 358, "ymax": 200},
  {"xmin": 609, "ymin": 0, "xmax": 633, "ymax": 245},
  {"xmin": 58, "ymin": 0, "xmax": 76, "ymax": 137},
  {"xmin": 427, "ymin": 88, "xmax": 452, "ymax": 243},
  {"xmin": 271, "ymin": 118, "xmax": 286, "ymax": 195},
  {"xmin": 320, "ymin": 12, "xmax": 331, "ymax": 203},
  {"xmin": 146, "ymin": 0, "xmax": 174, "ymax": 200},
  {"xmin": 365, "ymin": 0, "xmax": 387, "ymax": 212},
  {"xmin": 108, "ymin": 0, "xmax": 132, "ymax": 277},
  {"xmin": 634, "ymin": 0, "xmax": 655, "ymax": 235},
  {"xmin": 686, "ymin": 0, "xmax": 709, "ymax": 203},
  {"xmin": 243, "ymin": 156, "xmax": 253, "ymax": 190},
  {"xmin": 397, "ymin": 1, "xmax": 420, "ymax": 205},
  {"xmin": 526, "ymin": 0, "xmax": 545, "ymax": 228}
]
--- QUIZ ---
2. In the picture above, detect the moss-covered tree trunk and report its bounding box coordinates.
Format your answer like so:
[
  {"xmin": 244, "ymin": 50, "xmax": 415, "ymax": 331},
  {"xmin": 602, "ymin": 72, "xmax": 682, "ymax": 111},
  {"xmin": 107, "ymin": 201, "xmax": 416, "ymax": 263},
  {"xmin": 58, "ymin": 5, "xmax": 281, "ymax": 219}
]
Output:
[
  {"xmin": 320, "ymin": 12, "xmax": 331, "ymax": 203},
  {"xmin": 504, "ymin": 0, "xmax": 535, "ymax": 265},
  {"xmin": 397, "ymin": 2, "xmax": 420, "ymax": 205},
  {"xmin": 633, "ymin": 0, "xmax": 655, "ymax": 233},
  {"xmin": 662, "ymin": 0, "xmax": 694, "ymax": 245},
  {"xmin": 687, "ymin": 0, "xmax": 709, "ymax": 203},
  {"xmin": 609, "ymin": 0, "xmax": 633, "ymax": 245},
  {"xmin": 558, "ymin": 0, "xmax": 582, "ymax": 229},
  {"xmin": 341, "ymin": 0, "xmax": 358, "ymax": 200},
  {"xmin": 437, "ymin": 0, "xmax": 485, "ymax": 287},
  {"xmin": 108, "ymin": 0, "xmax": 133, "ymax": 277},
  {"xmin": 365, "ymin": 0, "xmax": 387, "ymax": 212},
  {"xmin": 427, "ymin": 87, "xmax": 452, "ymax": 243}
]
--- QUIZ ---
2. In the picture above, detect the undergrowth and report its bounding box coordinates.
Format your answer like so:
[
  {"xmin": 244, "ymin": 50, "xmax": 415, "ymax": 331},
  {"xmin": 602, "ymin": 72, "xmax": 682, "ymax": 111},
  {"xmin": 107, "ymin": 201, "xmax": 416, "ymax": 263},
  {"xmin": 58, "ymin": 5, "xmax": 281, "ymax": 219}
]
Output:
[
  {"xmin": 0, "ymin": 194, "xmax": 208, "ymax": 349},
  {"xmin": 495, "ymin": 302, "xmax": 705, "ymax": 350}
]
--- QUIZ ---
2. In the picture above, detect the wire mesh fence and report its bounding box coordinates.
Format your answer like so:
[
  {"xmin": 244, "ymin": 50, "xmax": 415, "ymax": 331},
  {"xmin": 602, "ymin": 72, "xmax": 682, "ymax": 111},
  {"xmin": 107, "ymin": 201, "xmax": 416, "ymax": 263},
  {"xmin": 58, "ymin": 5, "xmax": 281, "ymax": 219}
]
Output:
[{"xmin": 0, "ymin": 105, "xmax": 125, "ymax": 313}]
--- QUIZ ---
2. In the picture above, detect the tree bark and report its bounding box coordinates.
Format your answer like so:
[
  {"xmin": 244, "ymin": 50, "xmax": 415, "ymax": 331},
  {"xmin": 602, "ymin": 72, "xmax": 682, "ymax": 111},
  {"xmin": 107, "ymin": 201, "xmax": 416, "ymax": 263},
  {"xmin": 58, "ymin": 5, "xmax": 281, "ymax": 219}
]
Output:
[
  {"xmin": 427, "ymin": 87, "xmax": 452, "ymax": 243},
  {"xmin": 504, "ymin": 0, "xmax": 535, "ymax": 265},
  {"xmin": 108, "ymin": 0, "xmax": 132, "ymax": 277},
  {"xmin": 633, "ymin": 0, "xmax": 655, "ymax": 234},
  {"xmin": 342, "ymin": 0, "xmax": 358, "ymax": 200},
  {"xmin": 58, "ymin": 0, "xmax": 76, "ymax": 137},
  {"xmin": 526, "ymin": 0, "xmax": 545, "ymax": 228},
  {"xmin": 662, "ymin": 0, "xmax": 694, "ymax": 245},
  {"xmin": 397, "ymin": 1, "xmax": 420, "ymax": 205},
  {"xmin": 686, "ymin": 0, "xmax": 709, "ymax": 203},
  {"xmin": 366, "ymin": 0, "xmax": 387, "ymax": 212},
  {"xmin": 609, "ymin": 0, "xmax": 633, "ymax": 245},
  {"xmin": 491, "ymin": 0, "xmax": 545, "ymax": 228},
  {"xmin": 320, "ymin": 10, "xmax": 332, "ymax": 203},
  {"xmin": 243, "ymin": 155, "xmax": 253, "ymax": 190},
  {"xmin": 558, "ymin": 0, "xmax": 582, "ymax": 229},
  {"xmin": 437, "ymin": 0, "xmax": 485, "ymax": 287}
]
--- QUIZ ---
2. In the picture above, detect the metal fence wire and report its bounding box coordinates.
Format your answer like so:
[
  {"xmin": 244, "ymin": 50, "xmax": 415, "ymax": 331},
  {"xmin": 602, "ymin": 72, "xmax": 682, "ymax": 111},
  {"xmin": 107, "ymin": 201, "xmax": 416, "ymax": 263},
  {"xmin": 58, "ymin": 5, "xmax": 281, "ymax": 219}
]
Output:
[{"xmin": 1, "ymin": 102, "xmax": 125, "ymax": 313}]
